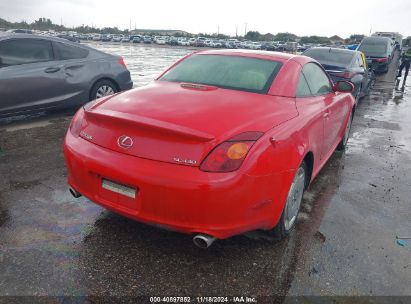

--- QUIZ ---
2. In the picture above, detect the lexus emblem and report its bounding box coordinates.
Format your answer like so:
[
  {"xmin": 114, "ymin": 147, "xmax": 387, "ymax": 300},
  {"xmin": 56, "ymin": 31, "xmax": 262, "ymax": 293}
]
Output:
[{"xmin": 117, "ymin": 135, "xmax": 133, "ymax": 149}]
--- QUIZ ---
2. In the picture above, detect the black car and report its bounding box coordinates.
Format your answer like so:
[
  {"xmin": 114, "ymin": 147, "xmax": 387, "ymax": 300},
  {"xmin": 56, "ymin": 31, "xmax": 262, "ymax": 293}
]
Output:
[
  {"xmin": 303, "ymin": 47, "xmax": 373, "ymax": 101},
  {"xmin": 0, "ymin": 33, "xmax": 133, "ymax": 117},
  {"xmin": 357, "ymin": 37, "xmax": 394, "ymax": 73},
  {"xmin": 57, "ymin": 34, "xmax": 80, "ymax": 43}
]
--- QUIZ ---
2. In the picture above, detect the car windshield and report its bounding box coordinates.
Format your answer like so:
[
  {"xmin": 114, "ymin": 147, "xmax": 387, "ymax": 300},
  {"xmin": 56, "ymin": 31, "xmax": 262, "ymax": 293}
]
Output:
[
  {"xmin": 358, "ymin": 42, "xmax": 388, "ymax": 57},
  {"xmin": 304, "ymin": 49, "xmax": 354, "ymax": 68},
  {"xmin": 160, "ymin": 54, "xmax": 282, "ymax": 94}
]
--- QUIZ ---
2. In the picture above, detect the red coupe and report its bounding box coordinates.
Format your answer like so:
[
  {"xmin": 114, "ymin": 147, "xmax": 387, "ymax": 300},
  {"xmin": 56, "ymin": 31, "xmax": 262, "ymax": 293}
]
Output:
[{"xmin": 64, "ymin": 50, "xmax": 355, "ymax": 248}]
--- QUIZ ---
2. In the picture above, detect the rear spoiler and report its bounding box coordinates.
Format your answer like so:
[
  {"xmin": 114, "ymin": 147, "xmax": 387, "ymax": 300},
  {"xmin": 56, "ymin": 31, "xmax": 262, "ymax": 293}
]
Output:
[{"xmin": 87, "ymin": 109, "xmax": 215, "ymax": 142}]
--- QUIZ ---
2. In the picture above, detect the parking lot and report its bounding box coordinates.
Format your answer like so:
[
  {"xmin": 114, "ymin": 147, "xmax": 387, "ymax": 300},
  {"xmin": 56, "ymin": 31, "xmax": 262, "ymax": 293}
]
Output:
[{"xmin": 0, "ymin": 44, "xmax": 410, "ymax": 299}]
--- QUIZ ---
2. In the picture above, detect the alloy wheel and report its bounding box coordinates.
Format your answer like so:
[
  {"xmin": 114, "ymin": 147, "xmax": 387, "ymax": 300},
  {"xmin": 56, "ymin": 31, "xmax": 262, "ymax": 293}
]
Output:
[
  {"xmin": 96, "ymin": 85, "xmax": 115, "ymax": 98},
  {"xmin": 284, "ymin": 166, "xmax": 306, "ymax": 231}
]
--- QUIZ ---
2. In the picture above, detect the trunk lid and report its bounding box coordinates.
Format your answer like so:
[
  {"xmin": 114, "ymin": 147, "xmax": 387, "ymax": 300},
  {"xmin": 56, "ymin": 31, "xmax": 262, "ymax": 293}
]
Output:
[{"xmin": 80, "ymin": 81, "xmax": 298, "ymax": 166}]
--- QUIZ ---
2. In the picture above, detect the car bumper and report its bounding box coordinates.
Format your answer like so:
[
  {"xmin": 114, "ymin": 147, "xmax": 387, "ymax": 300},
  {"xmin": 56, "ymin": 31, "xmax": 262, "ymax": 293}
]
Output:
[{"xmin": 64, "ymin": 131, "xmax": 294, "ymax": 239}]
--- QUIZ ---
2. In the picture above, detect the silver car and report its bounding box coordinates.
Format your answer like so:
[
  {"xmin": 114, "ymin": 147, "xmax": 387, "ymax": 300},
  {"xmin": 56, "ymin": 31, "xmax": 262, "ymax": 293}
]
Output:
[{"xmin": 0, "ymin": 33, "xmax": 133, "ymax": 117}]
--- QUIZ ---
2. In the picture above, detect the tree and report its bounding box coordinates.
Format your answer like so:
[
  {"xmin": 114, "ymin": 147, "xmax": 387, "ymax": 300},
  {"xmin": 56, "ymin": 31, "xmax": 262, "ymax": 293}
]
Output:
[
  {"xmin": 245, "ymin": 31, "xmax": 261, "ymax": 41},
  {"xmin": 349, "ymin": 34, "xmax": 365, "ymax": 43},
  {"xmin": 273, "ymin": 32, "xmax": 297, "ymax": 42},
  {"xmin": 300, "ymin": 35, "xmax": 330, "ymax": 44}
]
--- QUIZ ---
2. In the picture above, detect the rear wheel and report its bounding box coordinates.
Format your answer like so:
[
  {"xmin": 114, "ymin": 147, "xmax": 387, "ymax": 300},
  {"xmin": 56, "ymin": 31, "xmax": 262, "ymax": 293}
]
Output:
[
  {"xmin": 337, "ymin": 111, "xmax": 353, "ymax": 151},
  {"xmin": 355, "ymin": 84, "xmax": 362, "ymax": 102},
  {"xmin": 272, "ymin": 161, "xmax": 307, "ymax": 239},
  {"xmin": 90, "ymin": 80, "xmax": 117, "ymax": 101}
]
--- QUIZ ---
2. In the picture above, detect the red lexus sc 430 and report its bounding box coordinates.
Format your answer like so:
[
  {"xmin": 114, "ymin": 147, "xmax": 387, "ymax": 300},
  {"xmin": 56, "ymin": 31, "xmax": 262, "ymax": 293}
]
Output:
[{"xmin": 64, "ymin": 50, "xmax": 355, "ymax": 248}]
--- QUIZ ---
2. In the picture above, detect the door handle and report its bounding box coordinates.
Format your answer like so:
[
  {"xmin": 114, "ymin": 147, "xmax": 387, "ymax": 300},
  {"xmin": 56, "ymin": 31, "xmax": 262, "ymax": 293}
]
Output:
[
  {"xmin": 44, "ymin": 67, "xmax": 60, "ymax": 73},
  {"xmin": 323, "ymin": 110, "xmax": 330, "ymax": 119}
]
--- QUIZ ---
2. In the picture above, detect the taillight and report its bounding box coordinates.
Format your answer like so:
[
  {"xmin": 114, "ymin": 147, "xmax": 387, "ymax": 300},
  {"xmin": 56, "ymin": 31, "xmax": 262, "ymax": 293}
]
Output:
[
  {"xmin": 69, "ymin": 108, "xmax": 85, "ymax": 137},
  {"xmin": 118, "ymin": 57, "xmax": 127, "ymax": 68},
  {"xmin": 332, "ymin": 71, "xmax": 355, "ymax": 78},
  {"xmin": 200, "ymin": 132, "xmax": 263, "ymax": 172},
  {"xmin": 375, "ymin": 57, "xmax": 388, "ymax": 63}
]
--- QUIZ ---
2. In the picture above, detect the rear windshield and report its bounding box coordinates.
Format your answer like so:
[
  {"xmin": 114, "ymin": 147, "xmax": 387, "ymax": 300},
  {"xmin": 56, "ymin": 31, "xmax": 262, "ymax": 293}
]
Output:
[
  {"xmin": 358, "ymin": 42, "xmax": 388, "ymax": 57},
  {"xmin": 160, "ymin": 54, "xmax": 282, "ymax": 94},
  {"xmin": 304, "ymin": 49, "xmax": 354, "ymax": 67}
]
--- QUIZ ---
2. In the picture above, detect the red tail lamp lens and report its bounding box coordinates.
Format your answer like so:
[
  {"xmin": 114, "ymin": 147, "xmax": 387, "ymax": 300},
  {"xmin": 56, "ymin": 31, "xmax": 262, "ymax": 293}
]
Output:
[
  {"xmin": 118, "ymin": 57, "xmax": 127, "ymax": 68},
  {"xmin": 375, "ymin": 57, "xmax": 388, "ymax": 63},
  {"xmin": 200, "ymin": 132, "xmax": 263, "ymax": 172}
]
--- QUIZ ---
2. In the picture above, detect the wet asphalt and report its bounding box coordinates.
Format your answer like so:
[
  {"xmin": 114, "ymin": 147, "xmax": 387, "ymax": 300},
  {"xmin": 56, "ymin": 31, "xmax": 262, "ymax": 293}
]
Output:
[{"xmin": 0, "ymin": 44, "xmax": 410, "ymax": 300}]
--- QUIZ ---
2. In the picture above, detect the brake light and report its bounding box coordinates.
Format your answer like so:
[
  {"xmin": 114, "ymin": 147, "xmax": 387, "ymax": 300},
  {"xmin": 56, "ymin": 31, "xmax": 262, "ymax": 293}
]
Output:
[
  {"xmin": 69, "ymin": 108, "xmax": 85, "ymax": 137},
  {"xmin": 118, "ymin": 57, "xmax": 127, "ymax": 68},
  {"xmin": 375, "ymin": 57, "xmax": 388, "ymax": 63},
  {"xmin": 200, "ymin": 132, "xmax": 263, "ymax": 172},
  {"xmin": 332, "ymin": 72, "xmax": 355, "ymax": 78}
]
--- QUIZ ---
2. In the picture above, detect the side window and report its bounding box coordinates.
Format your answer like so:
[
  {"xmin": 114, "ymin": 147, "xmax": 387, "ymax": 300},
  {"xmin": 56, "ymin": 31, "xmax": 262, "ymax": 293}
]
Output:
[
  {"xmin": 296, "ymin": 73, "xmax": 312, "ymax": 97},
  {"xmin": 302, "ymin": 63, "xmax": 332, "ymax": 95},
  {"xmin": 54, "ymin": 42, "xmax": 89, "ymax": 60},
  {"xmin": 0, "ymin": 39, "xmax": 54, "ymax": 66}
]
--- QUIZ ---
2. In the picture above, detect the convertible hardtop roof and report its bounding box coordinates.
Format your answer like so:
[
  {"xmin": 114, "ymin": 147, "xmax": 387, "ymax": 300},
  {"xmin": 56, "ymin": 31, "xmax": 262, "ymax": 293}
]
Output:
[{"xmin": 195, "ymin": 49, "xmax": 312, "ymax": 65}]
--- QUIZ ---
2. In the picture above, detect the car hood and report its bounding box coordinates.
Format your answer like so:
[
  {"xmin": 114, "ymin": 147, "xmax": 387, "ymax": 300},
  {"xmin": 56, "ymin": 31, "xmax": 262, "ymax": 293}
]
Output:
[{"xmin": 80, "ymin": 81, "xmax": 298, "ymax": 166}]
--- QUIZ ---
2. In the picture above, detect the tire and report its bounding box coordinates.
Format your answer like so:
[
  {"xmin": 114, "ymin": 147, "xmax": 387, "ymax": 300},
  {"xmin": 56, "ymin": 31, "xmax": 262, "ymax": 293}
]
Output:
[
  {"xmin": 337, "ymin": 110, "xmax": 353, "ymax": 151},
  {"xmin": 271, "ymin": 161, "xmax": 307, "ymax": 239},
  {"xmin": 355, "ymin": 84, "xmax": 362, "ymax": 102},
  {"xmin": 90, "ymin": 79, "xmax": 117, "ymax": 101}
]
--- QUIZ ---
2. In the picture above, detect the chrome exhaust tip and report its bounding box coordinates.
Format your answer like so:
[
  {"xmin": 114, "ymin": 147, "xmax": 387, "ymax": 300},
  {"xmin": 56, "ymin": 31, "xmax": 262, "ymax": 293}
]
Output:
[
  {"xmin": 193, "ymin": 234, "xmax": 216, "ymax": 249},
  {"xmin": 69, "ymin": 187, "xmax": 82, "ymax": 198}
]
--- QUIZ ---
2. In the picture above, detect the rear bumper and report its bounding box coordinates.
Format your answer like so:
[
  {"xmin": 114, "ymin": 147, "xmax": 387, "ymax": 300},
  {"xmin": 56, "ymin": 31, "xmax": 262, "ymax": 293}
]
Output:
[{"xmin": 64, "ymin": 131, "xmax": 294, "ymax": 239}]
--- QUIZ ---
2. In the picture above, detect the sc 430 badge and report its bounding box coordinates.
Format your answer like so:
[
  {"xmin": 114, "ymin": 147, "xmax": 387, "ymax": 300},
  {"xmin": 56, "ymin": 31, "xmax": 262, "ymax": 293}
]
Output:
[{"xmin": 173, "ymin": 157, "xmax": 197, "ymax": 165}]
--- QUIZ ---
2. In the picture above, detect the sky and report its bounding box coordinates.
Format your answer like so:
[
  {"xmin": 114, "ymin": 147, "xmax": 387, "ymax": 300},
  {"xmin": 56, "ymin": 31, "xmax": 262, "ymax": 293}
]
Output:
[{"xmin": 1, "ymin": 0, "xmax": 410, "ymax": 38}]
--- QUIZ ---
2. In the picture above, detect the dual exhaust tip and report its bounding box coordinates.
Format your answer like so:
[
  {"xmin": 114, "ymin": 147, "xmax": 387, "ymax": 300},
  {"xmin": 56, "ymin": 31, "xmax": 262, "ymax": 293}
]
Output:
[{"xmin": 69, "ymin": 187, "xmax": 216, "ymax": 248}]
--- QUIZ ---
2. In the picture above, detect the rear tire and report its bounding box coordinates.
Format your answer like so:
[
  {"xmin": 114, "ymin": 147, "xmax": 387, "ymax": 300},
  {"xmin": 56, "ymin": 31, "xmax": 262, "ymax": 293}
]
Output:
[
  {"xmin": 90, "ymin": 79, "xmax": 117, "ymax": 101},
  {"xmin": 271, "ymin": 161, "xmax": 307, "ymax": 239},
  {"xmin": 355, "ymin": 85, "xmax": 362, "ymax": 102},
  {"xmin": 337, "ymin": 110, "xmax": 353, "ymax": 151}
]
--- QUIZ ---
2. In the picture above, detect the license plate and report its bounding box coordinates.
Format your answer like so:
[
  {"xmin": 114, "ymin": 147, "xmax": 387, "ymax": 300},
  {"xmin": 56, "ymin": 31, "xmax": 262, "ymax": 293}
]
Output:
[{"xmin": 102, "ymin": 179, "xmax": 136, "ymax": 199}]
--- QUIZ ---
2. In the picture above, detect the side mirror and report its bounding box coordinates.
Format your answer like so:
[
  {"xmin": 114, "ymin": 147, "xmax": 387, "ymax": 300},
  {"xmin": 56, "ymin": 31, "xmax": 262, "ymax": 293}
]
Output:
[{"xmin": 333, "ymin": 80, "xmax": 354, "ymax": 93}]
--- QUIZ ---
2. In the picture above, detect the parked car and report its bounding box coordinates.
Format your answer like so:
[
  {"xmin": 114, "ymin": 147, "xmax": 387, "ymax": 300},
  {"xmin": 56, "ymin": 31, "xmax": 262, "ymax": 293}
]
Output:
[
  {"xmin": 132, "ymin": 36, "xmax": 141, "ymax": 43},
  {"xmin": 156, "ymin": 37, "xmax": 166, "ymax": 45},
  {"xmin": 57, "ymin": 34, "xmax": 80, "ymax": 43},
  {"xmin": 143, "ymin": 36, "xmax": 152, "ymax": 44},
  {"xmin": 358, "ymin": 37, "xmax": 394, "ymax": 73},
  {"xmin": 0, "ymin": 33, "xmax": 133, "ymax": 117},
  {"xmin": 178, "ymin": 38, "xmax": 190, "ymax": 46},
  {"xmin": 101, "ymin": 34, "xmax": 112, "ymax": 42},
  {"xmin": 64, "ymin": 50, "xmax": 355, "ymax": 248},
  {"xmin": 303, "ymin": 47, "xmax": 373, "ymax": 101},
  {"xmin": 6, "ymin": 29, "xmax": 33, "ymax": 34},
  {"xmin": 92, "ymin": 34, "xmax": 102, "ymax": 41},
  {"xmin": 121, "ymin": 35, "xmax": 130, "ymax": 42},
  {"xmin": 112, "ymin": 35, "xmax": 123, "ymax": 42}
]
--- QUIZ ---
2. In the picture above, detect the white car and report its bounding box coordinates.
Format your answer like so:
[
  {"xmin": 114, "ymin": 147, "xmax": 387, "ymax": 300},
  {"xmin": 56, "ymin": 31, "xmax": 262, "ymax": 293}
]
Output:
[
  {"xmin": 250, "ymin": 42, "xmax": 262, "ymax": 50},
  {"xmin": 92, "ymin": 34, "xmax": 102, "ymax": 41},
  {"xmin": 122, "ymin": 35, "xmax": 130, "ymax": 42},
  {"xmin": 112, "ymin": 35, "xmax": 123, "ymax": 42},
  {"xmin": 156, "ymin": 37, "xmax": 166, "ymax": 45}
]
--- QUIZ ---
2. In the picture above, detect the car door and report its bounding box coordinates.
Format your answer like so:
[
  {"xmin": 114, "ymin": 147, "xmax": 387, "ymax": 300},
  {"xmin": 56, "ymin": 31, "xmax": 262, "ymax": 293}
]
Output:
[
  {"xmin": 295, "ymin": 71, "xmax": 324, "ymax": 162},
  {"xmin": 302, "ymin": 62, "xmax": 348, "ymax": 158},
  {"xmin": 351, "ymin": 54, "xmax": 367, "ymax": 96},
  {"xmin": 51, "ymin": 41, "xmax": 91, "ymax": 104},
  {"xmin": 0, "ymin": 38, "xmax": 65, "ymax": 114}
]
